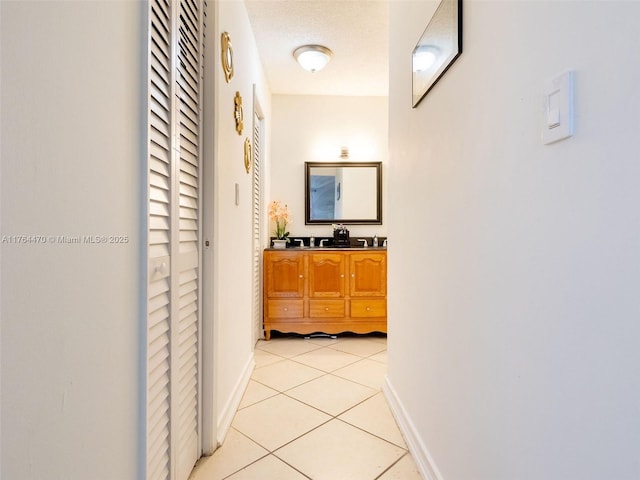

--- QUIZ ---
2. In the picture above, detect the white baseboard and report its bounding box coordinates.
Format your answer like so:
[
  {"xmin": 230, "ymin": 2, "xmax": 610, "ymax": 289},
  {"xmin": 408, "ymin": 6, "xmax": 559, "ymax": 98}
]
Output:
[
  {"xmin": 383, "ymin": 376, "xmax": 444, "ymax": 480},
  {"xmin": 216, "ymin": 353, "xmax": 255, "ymax": 445}
]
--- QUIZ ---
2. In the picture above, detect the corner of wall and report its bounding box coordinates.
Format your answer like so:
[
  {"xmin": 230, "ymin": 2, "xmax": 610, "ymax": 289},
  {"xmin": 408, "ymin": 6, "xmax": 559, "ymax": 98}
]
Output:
[
  {"xmin": 383, "ymin": 377, "xmax": 443, "ymax": 480},
  {"xmin": 216, "ymin": 353, "xmax": 255, "ymax": 445}
]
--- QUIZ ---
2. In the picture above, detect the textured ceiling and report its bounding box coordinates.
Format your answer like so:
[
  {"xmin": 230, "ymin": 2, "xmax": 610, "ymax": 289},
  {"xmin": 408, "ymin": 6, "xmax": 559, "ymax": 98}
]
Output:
[{"xmin": 244, "ymin": 0, "xmax": 389, "ymax": 96}]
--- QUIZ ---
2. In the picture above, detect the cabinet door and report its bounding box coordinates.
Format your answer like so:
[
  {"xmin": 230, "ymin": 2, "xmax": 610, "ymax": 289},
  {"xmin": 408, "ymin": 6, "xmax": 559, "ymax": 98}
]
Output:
[
  {"xmin": 309, "ymin": 253, "xmax": 346, "ymax": 298},
  {"xmin": 265, "ymin": 252, "xmax": 305, "ymax": 298},
  {"xmin": 349, "ymin": 252, "xmax": 387, "ymax": 297}
]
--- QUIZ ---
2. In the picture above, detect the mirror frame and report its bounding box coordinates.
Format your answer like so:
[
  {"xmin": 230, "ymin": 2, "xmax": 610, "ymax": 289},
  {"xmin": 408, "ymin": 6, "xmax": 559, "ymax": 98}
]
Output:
[
  {"xmin": 412, "ymin": 0, "xmax": 462, "ymax": 107},
  {"xmin": 305, "ymin": 161, "xmax": 382, "ymax": 225}
]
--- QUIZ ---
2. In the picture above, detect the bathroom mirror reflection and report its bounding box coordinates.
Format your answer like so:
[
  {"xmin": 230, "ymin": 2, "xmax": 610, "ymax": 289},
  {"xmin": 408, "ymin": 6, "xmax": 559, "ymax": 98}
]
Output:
[{"xmin": 305, "ymin": 161, "xmax": 382, "ymax": 225}]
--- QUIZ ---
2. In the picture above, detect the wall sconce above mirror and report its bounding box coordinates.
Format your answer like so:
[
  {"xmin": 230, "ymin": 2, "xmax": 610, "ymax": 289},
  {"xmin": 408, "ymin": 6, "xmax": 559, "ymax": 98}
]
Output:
[{"xmin": 305, "ymin": 162, "xmax": 382, "ymax": 225}]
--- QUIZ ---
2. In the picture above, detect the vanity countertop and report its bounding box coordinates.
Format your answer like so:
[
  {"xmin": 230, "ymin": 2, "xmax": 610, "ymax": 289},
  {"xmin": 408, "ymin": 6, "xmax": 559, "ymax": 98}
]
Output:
[{"xmin": 265, "ymin": 247, "xmax": 387, "ymax": 251}]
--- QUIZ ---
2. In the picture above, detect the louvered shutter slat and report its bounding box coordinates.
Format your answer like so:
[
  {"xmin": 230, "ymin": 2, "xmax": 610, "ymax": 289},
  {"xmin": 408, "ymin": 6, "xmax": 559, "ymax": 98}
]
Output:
[{"xmin": 147, "ymin": 1, "xmax": 173, "ymax": 479}]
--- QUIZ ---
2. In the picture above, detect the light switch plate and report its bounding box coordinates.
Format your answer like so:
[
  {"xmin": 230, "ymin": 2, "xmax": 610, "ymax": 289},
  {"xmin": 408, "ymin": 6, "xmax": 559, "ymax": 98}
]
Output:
[{"xmin": 542, "ymin": 70, "xmax": 574, "ymax": 145}]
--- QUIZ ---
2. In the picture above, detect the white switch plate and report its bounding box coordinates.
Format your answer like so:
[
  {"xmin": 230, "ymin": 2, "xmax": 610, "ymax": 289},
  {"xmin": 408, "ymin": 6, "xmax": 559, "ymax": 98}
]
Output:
[{"xmin": 542, "ymin": 70, "xmax": 574, "ymax": 145}]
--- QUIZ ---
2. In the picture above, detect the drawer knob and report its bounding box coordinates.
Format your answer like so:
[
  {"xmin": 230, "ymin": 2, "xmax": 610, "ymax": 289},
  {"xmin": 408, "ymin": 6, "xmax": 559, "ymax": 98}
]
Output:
[
  {"xmin": 340, "ymin": 274, "xmax": 344, "ymax": 278},
  {"xmin": 325, "ymin": 307, "xmax": 329, "ymax": 311},
  {"xmin": 283, "ymin": 307, "xmax": 288, "ymax": 311},
  {"xmin": 366, "ymin": 306, "xmax": 371, "ymax": 311},
  {"xmin": 299, "ymin": 274, "xmax": 303, "ymax": 278}
]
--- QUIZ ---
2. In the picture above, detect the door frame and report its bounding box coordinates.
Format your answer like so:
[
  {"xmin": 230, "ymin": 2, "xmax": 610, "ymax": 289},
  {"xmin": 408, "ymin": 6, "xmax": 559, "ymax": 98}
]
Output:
[{"xmin": 199, "ymin": 0, "xmax": 217, "ymax": 456}]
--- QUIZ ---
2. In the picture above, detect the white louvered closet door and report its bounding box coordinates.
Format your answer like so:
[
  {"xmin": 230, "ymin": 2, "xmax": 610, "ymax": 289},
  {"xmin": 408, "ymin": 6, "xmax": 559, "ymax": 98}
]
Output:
[
  {"xmin": 252, "ymin": 110, "xmax": 264, "ymax": 343},
  {"xmin": 147, "ymin": 1, "xmax": 203, "ymax": 480}
]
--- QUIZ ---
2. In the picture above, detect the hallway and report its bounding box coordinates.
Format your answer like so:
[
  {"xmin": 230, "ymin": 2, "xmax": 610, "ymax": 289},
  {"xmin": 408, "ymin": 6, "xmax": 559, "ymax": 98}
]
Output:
[{"xmin": 190, "ymin": 335, "xmax": 421, "ymax": 479}]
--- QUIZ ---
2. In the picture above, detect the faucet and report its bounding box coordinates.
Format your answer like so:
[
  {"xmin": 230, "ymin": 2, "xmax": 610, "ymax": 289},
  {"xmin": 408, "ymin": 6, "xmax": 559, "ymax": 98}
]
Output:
[
  {"xmin": 319, "ymin": 239, "xmax": 329, "ymax": 247},
  {"xmin": 294, "ymin": 238, "xmax": 304, "ymax": 247},
  {"xmin": 357, "ymin": 238, "xmax": 368, "ymax": 248}
]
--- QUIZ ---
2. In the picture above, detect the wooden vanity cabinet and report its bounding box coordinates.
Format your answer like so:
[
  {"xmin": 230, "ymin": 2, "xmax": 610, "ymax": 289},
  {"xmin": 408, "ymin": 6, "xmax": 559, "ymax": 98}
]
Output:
[
  {"xmin": 264, "ymin": 251, "xmax": 305, "ymax": 327},
  {"xmin": 263, "ymin": 249, "xmax": 387, "ymax": 339}
]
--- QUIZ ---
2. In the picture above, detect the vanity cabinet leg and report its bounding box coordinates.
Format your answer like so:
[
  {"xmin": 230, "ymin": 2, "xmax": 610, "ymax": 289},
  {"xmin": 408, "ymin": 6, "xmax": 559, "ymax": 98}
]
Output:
[{"xmin": 265, "ymin": 329, "xmax": 271, "ymax": 341}]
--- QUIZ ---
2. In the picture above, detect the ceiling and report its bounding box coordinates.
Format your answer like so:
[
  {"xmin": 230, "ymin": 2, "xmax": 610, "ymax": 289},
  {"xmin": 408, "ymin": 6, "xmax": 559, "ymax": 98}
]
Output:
[{"xmin": 244, "ymin": 0, "xmax": 390, "ymax": 97}]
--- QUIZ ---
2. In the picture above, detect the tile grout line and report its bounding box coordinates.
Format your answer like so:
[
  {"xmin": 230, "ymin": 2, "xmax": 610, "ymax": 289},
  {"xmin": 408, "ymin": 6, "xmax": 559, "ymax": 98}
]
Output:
[{"xmin": 224, "ymin": 337, "xmax": 395, "ymax": 479}]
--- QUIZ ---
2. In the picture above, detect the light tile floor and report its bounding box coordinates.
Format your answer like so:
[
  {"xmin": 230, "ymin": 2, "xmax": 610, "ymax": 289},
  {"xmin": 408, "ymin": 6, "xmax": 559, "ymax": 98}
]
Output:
[{"xmin": 190, "ymin": 334, "xmax": 422, "ymax": 480}]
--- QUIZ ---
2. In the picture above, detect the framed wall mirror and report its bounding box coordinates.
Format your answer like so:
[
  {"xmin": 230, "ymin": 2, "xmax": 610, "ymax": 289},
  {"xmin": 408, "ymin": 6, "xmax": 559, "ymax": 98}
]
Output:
[
  {"xmin": 305, "ymin": 161, "xmax": 382, "ymax": 225},
  {"xmin": 412, "ymin": 0, "xmax": 462, "ymax": 107}
]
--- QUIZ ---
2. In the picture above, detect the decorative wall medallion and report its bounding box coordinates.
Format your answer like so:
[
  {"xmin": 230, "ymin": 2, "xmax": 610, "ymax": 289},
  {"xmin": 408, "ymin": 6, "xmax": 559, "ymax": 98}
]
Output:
[
  {"xmin": 221, "ymin": 32, "xmax": 234, "ymax": 82},
  {"xmin": 234, "ymin": 91, "xmax": 244, "ymax": 135},
  {"xmin": 244, "ymin": 137, "xmax": 252, "ymax": 174}
]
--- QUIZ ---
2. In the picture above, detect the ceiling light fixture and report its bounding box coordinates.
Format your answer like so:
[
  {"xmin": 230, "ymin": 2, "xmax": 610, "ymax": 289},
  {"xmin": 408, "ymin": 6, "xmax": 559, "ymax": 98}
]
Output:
[
  {"xmin": 413, "ymin": 45, "xmax": 441, "ymax": 72},
  {"xmin": 293, "ymin": 45, "xmax": 332, "ymax": 73}
]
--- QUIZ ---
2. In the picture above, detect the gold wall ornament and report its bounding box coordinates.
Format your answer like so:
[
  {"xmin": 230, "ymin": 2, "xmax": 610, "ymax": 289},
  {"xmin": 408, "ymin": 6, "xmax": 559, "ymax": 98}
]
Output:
[
  {"xmin": 221, "ymin": 32, "xmax": 234, "ymax": 82},
  {"xmin": 234, "ymin": 91, "xmax": 244, "ymax": 135},
  {"xmin": 244, "ymin": 137, "xmax": 252, "ymax": 174}
]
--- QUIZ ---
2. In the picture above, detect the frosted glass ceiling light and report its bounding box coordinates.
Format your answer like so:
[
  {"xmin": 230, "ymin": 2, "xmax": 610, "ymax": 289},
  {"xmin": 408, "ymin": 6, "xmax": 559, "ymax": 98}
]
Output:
[{"xmin": 293, "ymin": 45, "xmax": 332, "ymax": 73}]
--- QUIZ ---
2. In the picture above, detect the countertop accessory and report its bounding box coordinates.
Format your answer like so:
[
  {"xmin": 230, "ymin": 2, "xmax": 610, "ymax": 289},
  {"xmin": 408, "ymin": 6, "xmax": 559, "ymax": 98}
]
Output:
[
  {"xmin": 333, "ymin": 224, "xmax": 350, "ymax": 248},
  {"xmin": 268, "ymin": 200, "xmax": 290, "ymax": 243}
]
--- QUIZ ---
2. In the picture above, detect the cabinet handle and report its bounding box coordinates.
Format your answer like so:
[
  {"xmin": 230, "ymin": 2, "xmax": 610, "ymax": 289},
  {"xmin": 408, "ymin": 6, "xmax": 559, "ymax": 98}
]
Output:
[
  {"xmin": 299, "ymin": 274, "xmax": 303, "ymax": 278},
  {"xmin": 351, "ymin": 273, "xmax": 355, "ymax": 278},
  {"xmin": 340, "ymin": 274, "xmax": 344, "ymax": 278},
  {"xmin": 283, "ymin": 307, "xmax": 288, "ymax": 311},
  {"xmin": 366, "ymin": 306, "xmax": 371, "ymax": 311},
  {"xmin": 325, "ymin": 307, "xmax": 329, "ymax": 311}
]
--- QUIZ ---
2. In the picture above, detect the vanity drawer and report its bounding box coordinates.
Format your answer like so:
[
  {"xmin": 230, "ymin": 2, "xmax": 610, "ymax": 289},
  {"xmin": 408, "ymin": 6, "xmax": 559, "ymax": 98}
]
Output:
[
  {"xmin": 267, "ymin": 299, "xmax": 303, "ymax": 318},
  {"xmin": 309, "ymin": 300, "xmax": 345, "ymax": 318},
  {"xmin": 350, "ymin": 299, "xmax": 386, "ymax": 318}
]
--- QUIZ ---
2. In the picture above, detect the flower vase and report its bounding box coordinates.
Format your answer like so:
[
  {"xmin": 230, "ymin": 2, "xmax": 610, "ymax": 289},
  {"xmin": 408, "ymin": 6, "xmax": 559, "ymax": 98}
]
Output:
[{"xmin": 272, "ymin": 239, "xmax": 287, "ymax": 249}]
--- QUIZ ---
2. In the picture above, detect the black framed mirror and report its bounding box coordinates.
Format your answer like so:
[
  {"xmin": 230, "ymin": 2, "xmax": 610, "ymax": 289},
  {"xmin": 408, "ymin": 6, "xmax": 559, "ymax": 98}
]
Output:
[{"xmin": 305, "ymin": 161, "xmax": 382, "ymax": 225}]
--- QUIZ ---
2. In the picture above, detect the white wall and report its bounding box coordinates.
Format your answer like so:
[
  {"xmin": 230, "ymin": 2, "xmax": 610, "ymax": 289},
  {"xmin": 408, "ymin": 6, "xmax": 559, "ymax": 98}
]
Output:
[
  {"xmin": 211, "ymin": 0, "xmax": 272, "ymax": 443},
  {"xmin": 0, "ymin": 2, "xmax": 143, "ymax": 478},
  {"xmin": 387, "ymin": 1, "xmax": 640, "ymax": 479},
  {"xmin": 271, "ymin": 95, "xmax": 388, "ymax": 239}
]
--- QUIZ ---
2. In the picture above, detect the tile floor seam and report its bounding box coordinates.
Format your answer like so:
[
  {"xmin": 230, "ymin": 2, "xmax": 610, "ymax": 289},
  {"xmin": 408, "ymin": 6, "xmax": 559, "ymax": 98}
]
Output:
[
  {"xmin": 278, "ymin": 371, "xmax": 331, "ymax": 392},
  {"xmin": 268, "ymin": 416, "xmax": 335, "ymax": 454},
  {"xmin": 331, "ymin": 373, "xmax": 385, "ymax": 391},
  {"xmin": 373, "ymin": 451, "xmax": 412, "ymax": 480},
  {"xmin": 266, "ymin": 453, "xmax": 313, "ymax": 480},
  {"xmin": 273, "ymin": 417, "xmax": 405, "ymax": 480},
  {"xmin": 284, "ymin": 354, "xmax": 364, "ymax": 374},
  {"xmin": 267, "ymin": 454, "xmax": 313, "ymax": 480},
  {"xmin": 219, "ymin": 452, "xmax": 313, "ymax": 480},
  {"xmin": 219, "ymin": 451, "xmax": 270, "ymax": 480},
  {"xmin": 274, "ymin": 389, "xmax": 340, "ymax": 418},
  {"xmin": 253, "ymin": 356, "xmax": 288, "ymax": 369},
  {"xmin": 335, "ymin": 415, "xmax": 409, "ymax": 450},
  {"xmin": 243, "ymin": 377, "xmax": 285, "ymax": 396},
  {"xmin": 249, "ymin": 361, "xmax": 326, "ymax": 392},
  {"xmin": 279, "ymin": 383, "xmax": 377, "ymax": 419}
]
